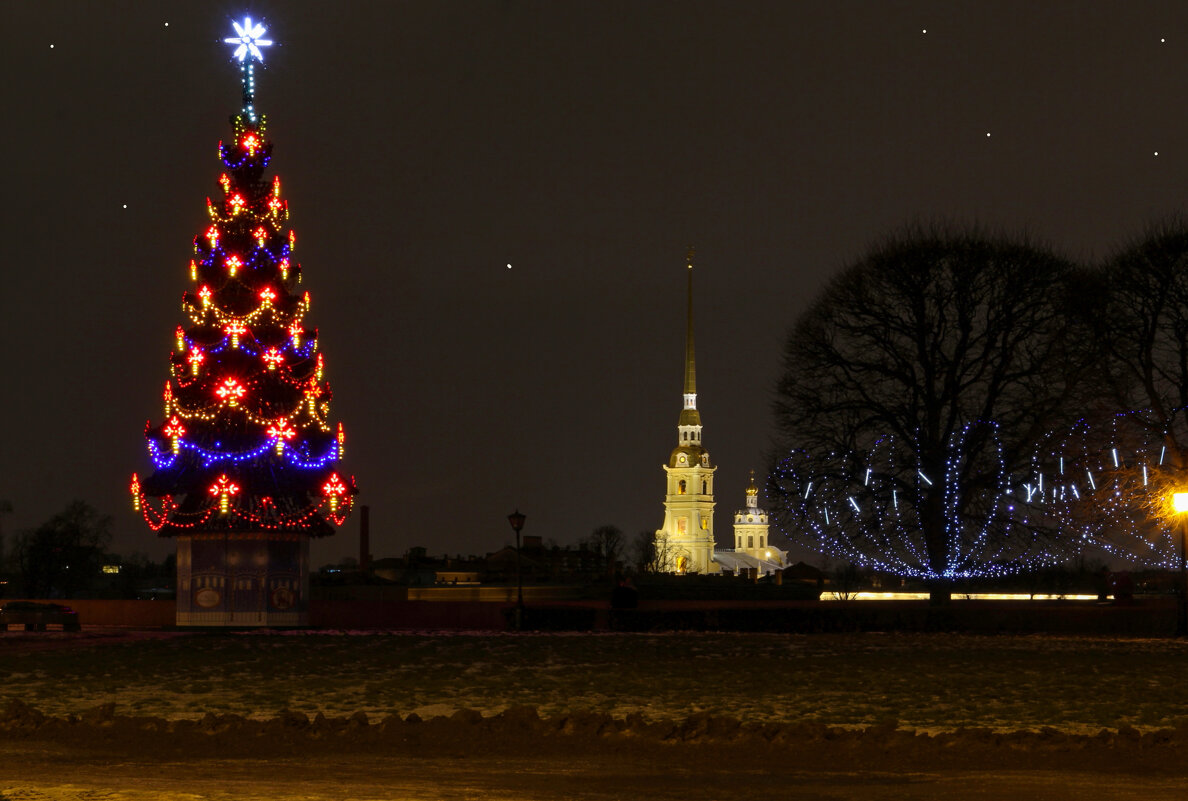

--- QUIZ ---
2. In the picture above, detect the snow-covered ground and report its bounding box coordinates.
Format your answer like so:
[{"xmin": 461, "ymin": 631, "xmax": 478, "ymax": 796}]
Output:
[
  {"xmin": 2, "ymin": 630, "xmax": 1187, "ymax": 800},
  {"xmin": 3, "ymin": 630, "xmax": 1186, "ymax": 734}
]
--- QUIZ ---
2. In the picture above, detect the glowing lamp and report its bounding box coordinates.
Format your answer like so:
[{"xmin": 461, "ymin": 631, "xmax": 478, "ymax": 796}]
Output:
[
  {"xmin": 225, "ymin": 254, "xmax": 243, "ymax": 277},
  {"xmin": 289, "ymin": 230, "xmax": 296, "ymax": 249},
  {"xmin": 190, "ymin": 259, "xmax": 198, "ymax": 281},
  {"xmin": 269, "ymin": 196, "xmax": 282, "ymax": 215},
  {"xmin": 206, "ymin": 225, "xmax": 219, "ymax": 247},
  {"xmin": 267, "ymin": 420, "xmax": 295, "ymax": 454},
  {"xmin": 199, "ymin": 285, "xmax": 212, "ymax": 308},
  {"xmin": 175, "ymin": 326, "xmax": 185, "ymax": 351},
  {"xmin": 224, "ymin": 321, "xmax": 247, "ymax": 347},
  {"xmin": 209, "ymin": 474, "xmax": 240, "ymax": 515},
  {"xmin": 337, "ymin": 422, "xmax": 345, "ymax": 458},
  {"xmin": 163, "ymin": 382, "xmax": 173, "ymax": 416},
  {"xmin": 216, "ymin": 378, "xmax": 246, "ymax": 404},
  {"xmin": 130, "ymin": 473, "xmax": 141, "ymax": 511},
  {"xmin": 219, "ymin": 174, "xmax": 231, "ymax": 193},
  {"xmin": 323, "ymin": 473, "xmax": 347, "ymax": 512},
  {"xmin": 280, "ymin": 258, "xmax": 290, "ymax": 280},
  {"xmin": 225, "ymin": 17, "xmax": 272, "ymax": 63},
  {"xmin": 1174, "ymin": 493, "xmax": 1188, "ymax": 514},
  {"xmin": 253, "ymin": 226, "xmax": 268, "ymax": 247},
  {"xmin": 187, "ymin": 348, "xmax": 205, "ymax": 375},
  {"xmin": 263, "ymin": 347, "xmax": 284, "ymax": 370},
  {"xmin": 163, "ymin": 416, "xmax": 187, "ymax": 453},
  {"xmin": 315, "ymin": 353, "xmax": 324, "ymax": 380},
  {"xmin": 289, "ymin": 320, "xmax": 302, "ymax": 347},
  {"xmin": 229, "ymin": 194, "xmax": 246, "ymax": 214},
  {"xmin": 259, "ymin": 286, "xmax": 277, "ymax": 304},
  {"xmin": 242, "ymin": 133, "xmax": 260, "ymax": 155}
]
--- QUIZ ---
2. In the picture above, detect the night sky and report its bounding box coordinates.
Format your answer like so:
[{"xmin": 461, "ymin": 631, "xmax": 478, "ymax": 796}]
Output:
[{"xmin": 2, "ymin": 1, "xmax": 1184, "ymax": 568}]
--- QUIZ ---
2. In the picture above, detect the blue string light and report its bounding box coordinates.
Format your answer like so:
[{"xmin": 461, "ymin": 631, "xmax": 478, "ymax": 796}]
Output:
[{"xmin": 771, "ymin": 420, "xmax": 1072, "ymax": 580}]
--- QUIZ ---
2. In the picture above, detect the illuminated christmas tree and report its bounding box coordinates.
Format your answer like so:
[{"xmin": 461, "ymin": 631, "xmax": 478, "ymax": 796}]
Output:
[{"xmin": 131, "ymin": 18, "xmax": 357, "ymax": 625}]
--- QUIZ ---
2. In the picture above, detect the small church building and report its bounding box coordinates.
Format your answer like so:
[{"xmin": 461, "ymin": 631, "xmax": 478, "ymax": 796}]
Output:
[{"xmin": 715, "ymin": 472, "xmax": 787, "ymax": 577}]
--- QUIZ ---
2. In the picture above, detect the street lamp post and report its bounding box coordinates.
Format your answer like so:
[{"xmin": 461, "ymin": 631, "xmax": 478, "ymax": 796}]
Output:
[
  {"xmin": 1173, "ymin": 494, "xmax": 1188, "ymax": 637},
  {"xmin": 507, "ymin": 509, "xmax": 526, "ymax": 630}
]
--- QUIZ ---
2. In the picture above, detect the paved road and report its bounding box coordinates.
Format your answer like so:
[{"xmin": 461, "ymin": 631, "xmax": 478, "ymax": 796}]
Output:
[{"xmin": 2, "ymin": 743, "xmax": 1186, "ymax": 801}]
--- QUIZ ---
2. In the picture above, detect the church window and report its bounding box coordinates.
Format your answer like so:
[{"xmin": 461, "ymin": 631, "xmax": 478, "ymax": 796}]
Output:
[
  {"xmin": 677, "ymin": 518, "xmax": 687, "ymax": 534},
  {"xmin": 760, "ymin": 536, "xmax": 765, "ymax": 547},
  {"xmin": 748, "ymin": 536, "xmax": 754, "ymax": 548},
  {"xmin": 736, "ymin": 536, "xmax": 741, "ymax": 548},
  {"xmin": 701, "ymin": 481, "xmax": 707, "ymax": 495},
  {"xmin": 700, "ymin": 517, "xmax": 708, "ymax": 530},
  {"xmin": 678, "ymin": 480, "xmax": 686, "ymax": 494}
]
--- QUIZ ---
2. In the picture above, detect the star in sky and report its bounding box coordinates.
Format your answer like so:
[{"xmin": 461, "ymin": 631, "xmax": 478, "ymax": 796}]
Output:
[{"xmin": 225, "ymin": 17, "xmax": 272, "ymax": 63}]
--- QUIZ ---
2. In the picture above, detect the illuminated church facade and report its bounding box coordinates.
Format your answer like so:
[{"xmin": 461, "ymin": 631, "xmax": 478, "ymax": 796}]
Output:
[
  {"xmin": 717, "ymin": 472, "xmax": 787, "ymax": 576},
  {"xmin": 653, "ymin": 255, "xmax": 785, "ymax": 577}
]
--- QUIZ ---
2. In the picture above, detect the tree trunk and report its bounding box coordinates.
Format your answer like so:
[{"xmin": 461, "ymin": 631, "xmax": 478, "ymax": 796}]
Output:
[
  {"xmin": 922, "ymin": 489, "xmax": 950, "ymax": 604},
  {"xmin": 928, "ymin": 583, "xmax": 952, "ymax": 605}
]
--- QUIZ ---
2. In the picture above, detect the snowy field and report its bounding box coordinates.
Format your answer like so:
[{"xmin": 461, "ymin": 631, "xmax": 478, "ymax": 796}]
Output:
[{"xmin": 3, "ymin": 630, "xmax": 1186, "ymax": 734}]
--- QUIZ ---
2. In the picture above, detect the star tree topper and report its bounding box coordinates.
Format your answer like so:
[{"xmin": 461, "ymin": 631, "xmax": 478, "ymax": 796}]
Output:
[{"xmin": 224, "ymin": 17, "xmax": 273, "ymax": 122}]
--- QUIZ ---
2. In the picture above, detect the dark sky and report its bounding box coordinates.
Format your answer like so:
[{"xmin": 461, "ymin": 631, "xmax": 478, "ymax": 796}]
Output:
[{"xmin": 2, "ymin": 1, "xmax": 1185, "ymax": 568}]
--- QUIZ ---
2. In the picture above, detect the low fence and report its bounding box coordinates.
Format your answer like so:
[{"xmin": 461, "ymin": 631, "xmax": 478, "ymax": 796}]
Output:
[
  {"xmin": 308, "ymin": 600, "xmax": 508, "ymax": 629},
  {"xmin": 1, "ymin": 596, "xmax": 1180, "ymax": 635},
  {"xmin": 1, "ymin": 599, "xmax": 176, "ymax": 628},
  {"xmin": 598, "ymin": 598, "xmax": 1180, "ymax": 636}
]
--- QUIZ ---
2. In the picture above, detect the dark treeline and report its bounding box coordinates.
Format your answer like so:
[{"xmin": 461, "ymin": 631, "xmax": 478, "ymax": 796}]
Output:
[{"xmin": 0, "ymin": 500, "xmax": 174, "ymax": 599}]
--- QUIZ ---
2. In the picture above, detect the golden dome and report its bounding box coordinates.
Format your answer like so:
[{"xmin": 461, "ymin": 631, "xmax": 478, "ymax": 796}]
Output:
[{"xmin": 669, "ymin": 444, "xmax": 711, "ymax": 468}]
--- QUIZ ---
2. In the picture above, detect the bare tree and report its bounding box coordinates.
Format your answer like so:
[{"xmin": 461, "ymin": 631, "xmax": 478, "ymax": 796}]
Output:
[
  {"xmin": 830, "ymin": 562, "xmax": 864, "ymax": 601},
  {"xmin": 1052, "ymin": 220, "xmax": 1188, "ymax": 564},
  {"xmin": 770, "ymin": 225, "xmax": 1090, "ymax": 600},
  {"xmin": 634, "ymin": 529, "xmax": 670, "ymax": 574},
  {"xmin": 583, "ymin": 525, "xmax": 624, "ymax": 578},
  {"xmin": 1097, "ymin": 219, "xmax": 1188, "ymax": 421}
]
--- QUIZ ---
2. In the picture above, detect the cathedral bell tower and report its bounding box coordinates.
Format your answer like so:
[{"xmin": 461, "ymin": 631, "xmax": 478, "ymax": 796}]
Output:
[{"xmin": 654, "ymin": 250, "xmax": 718, "ymax": 574}]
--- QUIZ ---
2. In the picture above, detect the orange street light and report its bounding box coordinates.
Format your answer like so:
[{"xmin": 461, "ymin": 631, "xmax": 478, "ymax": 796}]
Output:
[{"xmin": 1171, "ymin": 492, "xmax": 1188, "ymax": 636}]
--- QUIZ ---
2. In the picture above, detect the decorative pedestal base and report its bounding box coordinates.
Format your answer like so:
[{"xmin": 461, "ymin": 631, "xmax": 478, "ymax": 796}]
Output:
[{"xmin": 175, "ymin": 533, "xmax": 310, "ymax": 627}]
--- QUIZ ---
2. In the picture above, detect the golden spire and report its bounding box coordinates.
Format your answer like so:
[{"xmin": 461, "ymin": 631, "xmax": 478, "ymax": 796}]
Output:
[
  {"xmin": 669, "ymin": 247, "xmax": 708, "ymax": 466},
  {"xmin": 683, "ymin": 246, "xmax": 696, "ymax": 397},
  {"xmin": 677, "ymin": 247, "xmax": 702, "ymax": 430},
  {"xmin": 746, "ymin": 469, "xmax": 758, "ymax": 497}
]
